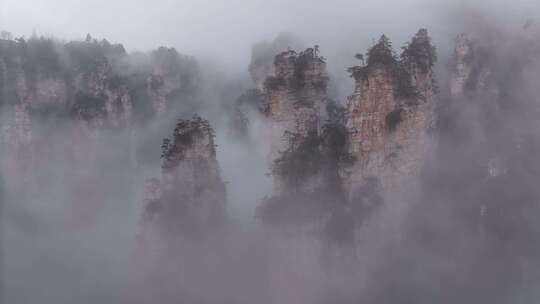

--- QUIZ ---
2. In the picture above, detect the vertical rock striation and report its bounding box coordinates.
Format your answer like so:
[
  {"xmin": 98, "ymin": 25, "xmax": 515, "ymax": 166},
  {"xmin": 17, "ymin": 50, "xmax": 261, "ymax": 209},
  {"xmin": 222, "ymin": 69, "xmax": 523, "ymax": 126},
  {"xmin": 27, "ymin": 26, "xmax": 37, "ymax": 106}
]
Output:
[
  {"xmin": 345, "ymin": 30, "xmax": 437, "ymax": 197},
  {"xmin": 262, "ymin": 47, "xmax": 329, "ymax": 192}
]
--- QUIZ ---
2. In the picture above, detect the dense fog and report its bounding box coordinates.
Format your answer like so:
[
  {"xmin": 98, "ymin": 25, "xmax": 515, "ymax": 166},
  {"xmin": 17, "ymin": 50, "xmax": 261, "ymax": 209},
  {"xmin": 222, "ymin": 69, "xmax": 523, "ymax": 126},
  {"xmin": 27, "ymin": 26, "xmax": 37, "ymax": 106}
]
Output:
[{"xmin": 1, "ymin": 1, "xmax": 540, "ymax": 303}]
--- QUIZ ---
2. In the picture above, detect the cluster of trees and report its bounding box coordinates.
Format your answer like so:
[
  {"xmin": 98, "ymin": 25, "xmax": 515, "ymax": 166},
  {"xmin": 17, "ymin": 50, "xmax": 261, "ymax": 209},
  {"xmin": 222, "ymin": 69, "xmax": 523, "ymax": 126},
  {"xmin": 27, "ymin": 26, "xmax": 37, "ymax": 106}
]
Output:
[
  {"xmin": 348, "ymin": 29, "xmax": 437, "ymax": 102},
  {"xmin": 290, "ymin": 46, "xmax": 326, "ymax": 91},
  {"xmin": 348, "ymin": 29, "xmax": 437, "ymax": 133},
  {"xmin": 0, "ymin": 33, "xmax": 203, "ymax": 125},
  {"xmin": 272, "ymin": 100, "xmax": 352, "ymax": 193},
  {"xmin": 401, "ymin": 28, "xmax": 437, "ymax": 73},
  {"xmin": 161, "ymin": 115, "xmax": 215, "ymax": 168},
  {"xmin": 256, "ymin": 100, "xmax": 372, "ymax": 246},
  {"xmin": 66, "ymin": 35, "xmax": 126, "ymax": 74},
  {"xmin": 264, "ymin": 46, "xmax": 328, "ymax": 95},
  {"xmin": 71, "ymin": 92, "xmax": 107, "ymax": 121}
]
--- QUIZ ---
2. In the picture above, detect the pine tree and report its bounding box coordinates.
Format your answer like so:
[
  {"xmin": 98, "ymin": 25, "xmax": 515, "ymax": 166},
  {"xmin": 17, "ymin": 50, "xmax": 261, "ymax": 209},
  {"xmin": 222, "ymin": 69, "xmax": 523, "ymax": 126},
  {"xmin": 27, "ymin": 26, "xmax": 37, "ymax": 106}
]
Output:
[
  {"xmin": 401, "ymin": 28, "xmax": 437, "ymax": 73},
  {"xmin": 366, "ymin": 34, "xmax": 396, "ymax": 67}
]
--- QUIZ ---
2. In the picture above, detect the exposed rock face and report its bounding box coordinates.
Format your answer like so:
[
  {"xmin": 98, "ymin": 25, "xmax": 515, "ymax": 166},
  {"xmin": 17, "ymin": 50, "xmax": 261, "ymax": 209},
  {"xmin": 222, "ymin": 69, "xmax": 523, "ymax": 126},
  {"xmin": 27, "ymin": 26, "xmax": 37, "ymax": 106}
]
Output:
[
  {"xmin": 132, "ymin": 117, "xmax": 228, "ymax": 304},
  {"xmin": 230, "ymin": 34, "xmax": 303, "ymax": 141},
  {"xmin": 256, "ymin": 47, "xmax": 353, "ymax": 278},
  {"xmin": 345, "ymin": 30, "xmax": 437, "ymax": 196},
  {"xmin": 71, "ymin": 59, "xmax": 133, "ymax": 128},
  {"xmin": 0, "ymin": 37, "xmax": 200, "ymax": 129},
  {"xmin": 141, "ymin": 116, "xmax": 226, "ymax": 236},
  {"xmin": 263, "ymin": 47, "xmax": 329, "ymax": 180},
  {"xmin": 0, "ymin": 39, "xmax": 124, "ymax": 197},
  {"xmin": 0, "ymin": 36, "xmax": 202, "ymax": 230},
  {"xmin": 0, "ymin": 37, "xmax": 200, "ymax": 191}
]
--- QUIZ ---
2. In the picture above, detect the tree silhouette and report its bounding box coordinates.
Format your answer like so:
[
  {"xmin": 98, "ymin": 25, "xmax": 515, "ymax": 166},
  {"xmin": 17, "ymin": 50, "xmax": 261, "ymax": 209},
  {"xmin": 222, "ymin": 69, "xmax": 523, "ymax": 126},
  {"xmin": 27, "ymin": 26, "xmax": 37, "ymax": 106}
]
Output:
[
  {"xmin": 366, "ymin": 34, "xmax": 397, "ymax": 67},
  {"xmin": 401, "ymin": 28, "xmax": 437, "ymax": 73}
]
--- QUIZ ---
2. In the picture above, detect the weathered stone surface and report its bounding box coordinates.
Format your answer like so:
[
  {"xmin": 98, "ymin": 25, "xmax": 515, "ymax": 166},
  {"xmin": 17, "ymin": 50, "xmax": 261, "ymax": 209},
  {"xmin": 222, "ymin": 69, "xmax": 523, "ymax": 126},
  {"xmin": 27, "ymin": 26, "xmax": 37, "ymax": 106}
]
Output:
[
  {"xmin": 0, "ymin": 37, "xmax": 198, "ymax": 193},
  {"xmin": 72, "ymin": 58, "xmax": 133, "ymax": 127},
  {"xmin": 141, "ymin": 116, "xmax": 226, "ymax": 235},
  {"xmin": 345, "ymin": 30, "xmax": 437, "ymax": 196},
  {"xmin": 264, "ymin": 49, "xmax": 328, "ymax": 160}
]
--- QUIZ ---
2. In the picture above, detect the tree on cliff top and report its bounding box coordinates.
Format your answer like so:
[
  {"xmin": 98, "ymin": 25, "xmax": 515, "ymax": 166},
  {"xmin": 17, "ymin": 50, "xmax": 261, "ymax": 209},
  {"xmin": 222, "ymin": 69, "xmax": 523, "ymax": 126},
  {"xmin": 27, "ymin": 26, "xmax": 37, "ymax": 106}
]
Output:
[
  {"xmin": 161, "ymin": 115, "xmax": 215, "ymax": 169},
  {"xmin": 257, "ymin": 101, "xmax": 355, "ymax": 233},
  {"xmin": 401, "ymin": 28, "xmax": 437, "ymax": 73},
  {"xmin": 366, "ymin": 35, "xmax": 397, "ymax": 67},
  {"xmin": 349, "ymin": 31, "xmax": 434, "ymax": 102},
  {"xmin": 348, "ymin": 35, "xmax": 397, "ymax": 81}
]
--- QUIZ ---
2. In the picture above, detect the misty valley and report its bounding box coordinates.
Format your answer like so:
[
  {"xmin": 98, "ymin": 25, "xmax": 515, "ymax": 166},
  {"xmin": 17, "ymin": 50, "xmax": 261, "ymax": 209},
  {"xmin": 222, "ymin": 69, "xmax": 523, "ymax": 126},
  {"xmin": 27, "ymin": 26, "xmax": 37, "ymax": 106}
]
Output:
[{"xmin": 2, "ymin": 6, "xmax": 540, "ymax": 304}]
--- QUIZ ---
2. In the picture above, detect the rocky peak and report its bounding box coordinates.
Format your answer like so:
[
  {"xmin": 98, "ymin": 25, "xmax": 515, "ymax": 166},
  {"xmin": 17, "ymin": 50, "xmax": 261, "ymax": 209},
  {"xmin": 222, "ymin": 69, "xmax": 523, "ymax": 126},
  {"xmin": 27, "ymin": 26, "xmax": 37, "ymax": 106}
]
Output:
[
  {"xmin": 142, "ymin": 116, "xmax": 226, "ymax": 236},
  {"xmin": 261, "ymin": 47, "xmax": 330, "ymax": 192},
  {"xmin": 345, "ymin": 29, "xmax": 437, "ymax": 196},
  {"xmin": 161, "ymin": 115, "xmax": 217, "ymax": 170},
  {"xmin": 263, "ymin": 47, "xmax": 329, "ymax": 162}
]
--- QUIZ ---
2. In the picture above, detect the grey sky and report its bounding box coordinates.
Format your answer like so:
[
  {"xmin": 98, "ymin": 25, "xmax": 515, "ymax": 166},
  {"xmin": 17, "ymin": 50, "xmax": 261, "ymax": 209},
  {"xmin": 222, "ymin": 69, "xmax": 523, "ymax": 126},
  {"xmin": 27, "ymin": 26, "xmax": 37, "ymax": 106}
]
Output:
[{"xmin": 0, "ymin": 0, "xmax": 538, "ymax": 72}]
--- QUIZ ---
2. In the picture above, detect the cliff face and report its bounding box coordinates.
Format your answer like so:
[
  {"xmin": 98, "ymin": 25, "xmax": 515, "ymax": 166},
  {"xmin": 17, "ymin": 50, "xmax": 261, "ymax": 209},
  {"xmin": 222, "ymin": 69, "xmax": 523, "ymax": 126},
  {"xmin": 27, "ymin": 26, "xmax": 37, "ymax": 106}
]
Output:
[
  {"xmin": 229, "ymin": 35, "xmax": 300, "ymax": 140},
  {"xmin": 0, "ymin": 39, "xmax": 198, "ymax": 130},
  {"xmin": 141, "ymin": 116, "xmax": 226, "ymax": 236},
  {"xmin": 263, "ymin": 48, "xmax": 329, "ymax": 191},
  {"xmin": 0, "ymin": 39, "xmax": 132, "ymax": 129},
  {"xmin": 345, "ymin": 30, "xmax": 437, "ymax": 196},
  {"xmin": 73, "ymin": 60, "xmax": 133, "ymax": 128},
  {"xmin": 0, "ymin": 37, "xmax": 200, "ymax": 191},
  {"xmin": 132, "ymin": 116, "xmax": 228, "ymax": 304}
]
